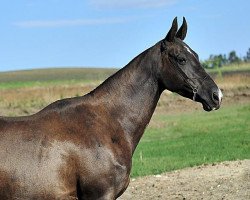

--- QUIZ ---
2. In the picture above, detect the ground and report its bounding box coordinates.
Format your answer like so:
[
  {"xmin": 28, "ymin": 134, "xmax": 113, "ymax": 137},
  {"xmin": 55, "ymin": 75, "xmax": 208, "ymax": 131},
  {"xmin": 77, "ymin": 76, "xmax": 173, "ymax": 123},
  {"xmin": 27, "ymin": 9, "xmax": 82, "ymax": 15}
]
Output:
[{"xmin": 119, "ymin": 160, "xmax": 250, "ymax": 200}]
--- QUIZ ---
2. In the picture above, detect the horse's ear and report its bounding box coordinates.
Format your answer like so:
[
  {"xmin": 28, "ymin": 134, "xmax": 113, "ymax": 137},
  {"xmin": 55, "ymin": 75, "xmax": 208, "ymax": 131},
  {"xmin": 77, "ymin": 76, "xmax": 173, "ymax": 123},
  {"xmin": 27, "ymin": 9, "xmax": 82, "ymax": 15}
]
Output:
[
  {"xmin": 165, "ymin": 17, "xmax": 178, "ymax": 42},
  {"xmin": 176, "ymin": 17, "xmax": 187, "ymax": 40}
]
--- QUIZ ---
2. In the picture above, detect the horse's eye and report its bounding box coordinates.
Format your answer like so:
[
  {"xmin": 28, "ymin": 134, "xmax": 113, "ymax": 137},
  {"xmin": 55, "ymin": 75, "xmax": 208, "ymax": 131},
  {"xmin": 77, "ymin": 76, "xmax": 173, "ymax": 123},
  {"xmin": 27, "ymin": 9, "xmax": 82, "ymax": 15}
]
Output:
[{"xmin": 177, "ymin": 57, "xmax": 186, "ymax": 65}]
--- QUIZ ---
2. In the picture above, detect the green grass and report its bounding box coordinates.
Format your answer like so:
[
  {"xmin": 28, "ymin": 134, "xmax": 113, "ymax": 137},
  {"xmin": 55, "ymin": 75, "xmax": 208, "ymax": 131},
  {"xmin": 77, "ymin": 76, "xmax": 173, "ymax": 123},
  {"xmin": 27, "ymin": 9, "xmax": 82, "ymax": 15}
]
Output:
[
  {"xmin": 206, "ymin": 62, "xmax": 250, "ymax": 73},
  {"xmin": 0, "ymin": 79, "xmax": 97, "ymax": 89},
  {"xmin": 0, "ymin": 68, "xmax": 117, "ymax": 89},
  {"xmin": 132, "ymin": 103, "xmax": 250, "ymax": 177}
]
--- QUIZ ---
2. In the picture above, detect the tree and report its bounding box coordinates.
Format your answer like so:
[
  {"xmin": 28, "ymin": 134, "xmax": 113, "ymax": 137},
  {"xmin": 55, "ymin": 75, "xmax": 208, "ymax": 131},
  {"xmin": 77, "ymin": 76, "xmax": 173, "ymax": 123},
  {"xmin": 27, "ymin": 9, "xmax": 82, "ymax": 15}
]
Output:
[
  {"xmin": 228, "ymin": 50, "xmax": 241, "ymax": 64},
  {"xmin": 243, "ymin": 48, "xmax": 250, "ymax": 62},
  {"xmin": 202, "ymin": 54, "xmax": 228, "ymax": 69}
]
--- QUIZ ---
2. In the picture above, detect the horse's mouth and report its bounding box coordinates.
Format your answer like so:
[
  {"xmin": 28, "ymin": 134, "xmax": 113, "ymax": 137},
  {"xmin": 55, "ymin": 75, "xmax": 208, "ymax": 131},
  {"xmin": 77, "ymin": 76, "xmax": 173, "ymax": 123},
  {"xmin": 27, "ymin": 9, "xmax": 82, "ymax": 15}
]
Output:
[
  {"xmin": 201, "ymin": 100, "xmax": 220, "ymax": 112},
  {"xmin": 202, "ymin": 101, "xmax": 213, "ymax": 111}
]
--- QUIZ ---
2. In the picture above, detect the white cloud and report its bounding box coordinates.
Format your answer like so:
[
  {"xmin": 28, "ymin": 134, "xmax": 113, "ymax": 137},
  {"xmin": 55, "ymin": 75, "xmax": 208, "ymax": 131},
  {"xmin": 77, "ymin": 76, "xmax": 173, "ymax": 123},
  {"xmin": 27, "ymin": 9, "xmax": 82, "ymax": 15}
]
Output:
[
  {"xmin": 14, "ymin": 18, "xmax": 130, "ymax": 28},
  {"xmin": 89, "ymin": 0, "xmax": 178, "ymax": 9}
]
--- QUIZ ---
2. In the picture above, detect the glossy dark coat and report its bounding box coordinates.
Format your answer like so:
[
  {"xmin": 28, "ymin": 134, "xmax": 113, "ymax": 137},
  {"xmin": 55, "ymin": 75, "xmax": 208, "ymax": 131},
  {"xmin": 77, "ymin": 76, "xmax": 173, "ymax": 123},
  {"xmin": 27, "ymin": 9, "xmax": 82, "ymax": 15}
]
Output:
[{"xmin": 0, "ymin": 18, "xmax": 222, "ymax": 199}]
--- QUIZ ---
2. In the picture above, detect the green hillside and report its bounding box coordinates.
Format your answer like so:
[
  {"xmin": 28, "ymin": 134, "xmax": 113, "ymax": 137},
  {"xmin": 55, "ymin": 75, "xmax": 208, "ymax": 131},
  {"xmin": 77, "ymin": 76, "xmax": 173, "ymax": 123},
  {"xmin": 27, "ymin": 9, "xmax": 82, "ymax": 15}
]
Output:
[{"xmin": 0, "ymin": 68, "xmax": 117, "ymax": 89}]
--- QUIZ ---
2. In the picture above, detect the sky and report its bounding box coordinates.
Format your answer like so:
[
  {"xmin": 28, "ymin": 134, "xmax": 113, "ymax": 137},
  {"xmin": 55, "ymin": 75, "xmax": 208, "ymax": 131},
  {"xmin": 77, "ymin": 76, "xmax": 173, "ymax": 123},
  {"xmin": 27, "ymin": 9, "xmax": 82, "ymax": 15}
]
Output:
[{"xmin": 0, "ymin": 0, "xmax": 249, "ymax": 72}]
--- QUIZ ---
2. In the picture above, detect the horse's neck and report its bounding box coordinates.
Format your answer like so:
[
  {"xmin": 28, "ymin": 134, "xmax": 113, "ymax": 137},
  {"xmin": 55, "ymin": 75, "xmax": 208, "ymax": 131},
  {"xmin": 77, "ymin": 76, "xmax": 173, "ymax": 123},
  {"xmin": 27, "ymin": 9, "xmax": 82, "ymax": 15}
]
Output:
[{"xmin": 89, "ymin": 47, "xmax": 162, "ymax": 152}]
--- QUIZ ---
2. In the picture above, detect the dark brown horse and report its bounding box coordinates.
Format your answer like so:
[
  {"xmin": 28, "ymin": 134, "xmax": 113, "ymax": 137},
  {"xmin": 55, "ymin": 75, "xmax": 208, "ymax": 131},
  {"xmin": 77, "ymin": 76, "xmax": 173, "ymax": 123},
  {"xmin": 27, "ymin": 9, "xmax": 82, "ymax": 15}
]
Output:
[{"xmin": 0, "ymin": 17, "xmax": 222, "ymax": 199}]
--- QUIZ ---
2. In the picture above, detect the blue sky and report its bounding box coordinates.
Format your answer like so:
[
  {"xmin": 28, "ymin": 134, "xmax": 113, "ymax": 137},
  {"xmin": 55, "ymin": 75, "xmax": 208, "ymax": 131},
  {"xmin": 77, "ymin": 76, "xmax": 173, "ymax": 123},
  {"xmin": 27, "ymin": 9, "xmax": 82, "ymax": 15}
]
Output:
[{"xmin": 0, "ymin": 0, "xmax": 249, "ymax": 72}]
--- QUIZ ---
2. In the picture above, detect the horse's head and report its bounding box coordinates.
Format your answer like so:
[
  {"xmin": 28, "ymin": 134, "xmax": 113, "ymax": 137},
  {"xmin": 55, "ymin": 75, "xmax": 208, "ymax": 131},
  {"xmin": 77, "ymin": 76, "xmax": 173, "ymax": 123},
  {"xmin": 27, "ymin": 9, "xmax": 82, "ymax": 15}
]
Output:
[{"xmin": 159, "ymin": 17, "xmax": 222, "ymax": 111}]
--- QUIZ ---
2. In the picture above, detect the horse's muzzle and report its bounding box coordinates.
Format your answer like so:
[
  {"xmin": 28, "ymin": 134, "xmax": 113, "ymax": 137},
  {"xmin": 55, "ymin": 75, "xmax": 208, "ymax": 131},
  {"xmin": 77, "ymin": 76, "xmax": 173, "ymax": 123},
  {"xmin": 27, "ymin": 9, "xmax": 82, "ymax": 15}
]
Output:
[{"xmin": 201, "ymin": 88, "xmax": 223, "ymax": 111}]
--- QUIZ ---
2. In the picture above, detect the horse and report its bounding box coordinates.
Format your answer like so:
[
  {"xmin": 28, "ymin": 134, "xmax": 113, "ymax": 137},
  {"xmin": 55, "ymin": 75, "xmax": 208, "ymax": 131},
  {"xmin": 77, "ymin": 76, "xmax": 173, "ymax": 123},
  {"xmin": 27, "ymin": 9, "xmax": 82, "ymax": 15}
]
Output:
[{"xmin": 0, "ymin": 17, "xmax": 222, "ymax": 199}]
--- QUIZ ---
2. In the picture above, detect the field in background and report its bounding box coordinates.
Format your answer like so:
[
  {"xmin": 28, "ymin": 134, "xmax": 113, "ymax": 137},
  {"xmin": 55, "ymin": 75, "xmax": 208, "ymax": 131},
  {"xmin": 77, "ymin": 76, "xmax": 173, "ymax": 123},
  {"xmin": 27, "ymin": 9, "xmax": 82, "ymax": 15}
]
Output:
[
  {"xmin": 207, "ymin": 62, "xmax": 250, "ymax": 73},
  {"xmin": 0, "ymin": 68, "xmax": 117, "ymax": 89},
  {"xmin": 0, "ymin": 64, "xmax": 249, "ymax": 177},
  {"xmin": 132, "ymin": 103, "xmax": 250, "ymax": 176}
]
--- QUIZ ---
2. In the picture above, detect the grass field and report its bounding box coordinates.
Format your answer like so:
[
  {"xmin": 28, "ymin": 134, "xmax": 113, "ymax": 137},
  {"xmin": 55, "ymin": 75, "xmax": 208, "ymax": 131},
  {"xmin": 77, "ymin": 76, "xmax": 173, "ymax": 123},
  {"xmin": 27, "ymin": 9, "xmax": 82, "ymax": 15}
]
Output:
[
  {"xmin": 0, "ymin": 68, "xmax": 117, "ymax": 89},
  {"xmin": 132, "ymin": 103, "xmax": 250, "ymax": 177},
  {"xmin": 206, "ymin": 62, "xmax": 250, "ymax": 73},
  {"xmin": 0, "ymin": 64, "xmax": 249, "ymax": 178}
]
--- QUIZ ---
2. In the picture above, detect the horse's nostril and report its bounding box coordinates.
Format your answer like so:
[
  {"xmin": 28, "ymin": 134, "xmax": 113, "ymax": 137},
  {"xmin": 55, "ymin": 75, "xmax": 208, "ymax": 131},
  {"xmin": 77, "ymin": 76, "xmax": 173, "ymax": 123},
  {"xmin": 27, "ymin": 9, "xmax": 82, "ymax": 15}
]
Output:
[{"xmin": 213, "ymin": 92, "xmax": 219, "ymax": 102}]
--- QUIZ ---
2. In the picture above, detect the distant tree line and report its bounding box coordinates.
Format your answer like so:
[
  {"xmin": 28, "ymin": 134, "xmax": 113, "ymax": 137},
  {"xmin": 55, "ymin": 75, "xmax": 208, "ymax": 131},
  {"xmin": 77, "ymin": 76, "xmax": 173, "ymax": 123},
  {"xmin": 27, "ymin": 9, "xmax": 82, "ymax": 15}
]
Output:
[{"xmin": 202, "ymin": 48, "xmax": 250, "ymax": 69}]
